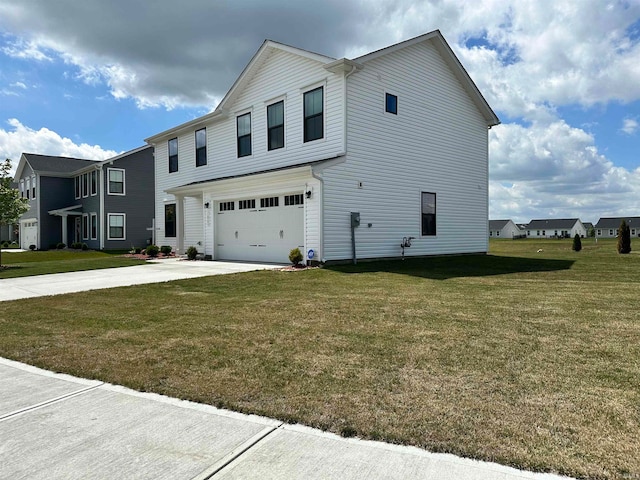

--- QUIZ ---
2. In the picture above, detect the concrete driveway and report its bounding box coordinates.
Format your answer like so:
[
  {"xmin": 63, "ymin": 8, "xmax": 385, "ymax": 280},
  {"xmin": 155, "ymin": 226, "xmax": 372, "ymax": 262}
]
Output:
[{"xmin": 0, "ymin": 258, "xmax": 283, "ymax": 301}]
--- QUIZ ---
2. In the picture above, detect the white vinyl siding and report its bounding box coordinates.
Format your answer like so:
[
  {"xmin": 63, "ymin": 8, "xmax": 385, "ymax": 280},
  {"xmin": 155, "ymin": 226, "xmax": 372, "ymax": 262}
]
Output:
[{"xmin": 322, "ymin": 39, "xmax": 489, "ymax": 260}]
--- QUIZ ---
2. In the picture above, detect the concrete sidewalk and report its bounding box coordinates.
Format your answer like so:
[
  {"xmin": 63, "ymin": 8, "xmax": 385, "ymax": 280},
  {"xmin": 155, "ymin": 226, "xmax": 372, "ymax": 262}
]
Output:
[
  {"xmin": 0, "ymin": 358, "xmax": 571, "ymax": 480},
  {"xmin": 0, "ymin": 258, "xmax": 283, "ymax": 301}
]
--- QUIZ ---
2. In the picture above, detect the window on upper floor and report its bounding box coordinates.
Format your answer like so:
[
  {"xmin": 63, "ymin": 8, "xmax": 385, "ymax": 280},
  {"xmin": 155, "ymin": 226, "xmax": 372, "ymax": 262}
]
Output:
[
  {"xmin": 267, "ymin": 101, "xmax": 284, "ymax": 151},
  {"xmin": 74, "ymin": 176, "xmax": 80, "ymax": 199},
  {"xmin": 421, "ymin": 192, "xmax": 436, "ymax": 236},
  {"xmin": 20, "ymin": 180, "xmax": 24, "ymax": 198},
  {"xmin": 107, "ymin": 168, "xmax": 125, "ymax": 195},
  {"xmin": 31, "ymin": 176, "xmax": 36, "ymax": 199},
  {"xmin": 165, "ymin": 204, "xmax": 176, "ymax": 238},
  {"xmin": 168, "ymin": 138, "xmax": 178, "ymax": 173},
  {"xmin": 195, "ymin": 128, "xmax": 207, "ymax": 167},
  {"xmin": 237, "ymin": 113, "xmax": 251, "ymax": 157},
  {"xmin": 385, "ymin": 93, "xmax": 398, "ymax": 115},
  {"xmin": 90, "ymin": 171, "xmax": 97, "ymax": 196},
  {"xmin": 26, "ymin": 178, "xmax": 30, "ymax": 199},
  {"xmin": 82, "ymin": 173, "xmax": 89, "ymax": 198},
  {"xmin": 304, "ymin": 87, "xmax": 323, "ymax": 142},
  {"xmin": 108, "ymin": 213, "xmax": 125, "ymax": 240}
]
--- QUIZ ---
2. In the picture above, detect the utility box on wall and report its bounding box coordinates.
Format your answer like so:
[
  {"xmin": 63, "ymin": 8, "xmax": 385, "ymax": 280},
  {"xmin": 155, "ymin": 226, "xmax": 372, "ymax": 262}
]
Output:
[{"xmin": 350, "ymin": 212, "xmax": 360, "ymax": 228}]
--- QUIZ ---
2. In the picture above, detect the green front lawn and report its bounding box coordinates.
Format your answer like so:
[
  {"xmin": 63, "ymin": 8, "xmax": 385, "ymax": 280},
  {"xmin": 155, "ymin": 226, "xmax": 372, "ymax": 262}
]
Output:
[
  {"xmin": 0, "ymin": 238, "xmax": 638, "ymax": 479},
  {"xmin": 0, "ymin": 250, "xmax": 145, "ymax": 278}
]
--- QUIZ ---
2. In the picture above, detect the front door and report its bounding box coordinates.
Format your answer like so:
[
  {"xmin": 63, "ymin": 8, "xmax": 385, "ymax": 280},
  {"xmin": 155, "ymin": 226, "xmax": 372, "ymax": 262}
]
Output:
[{"xmin": 74, "ymin": 217, "xmax": 81, "ymax": 244}]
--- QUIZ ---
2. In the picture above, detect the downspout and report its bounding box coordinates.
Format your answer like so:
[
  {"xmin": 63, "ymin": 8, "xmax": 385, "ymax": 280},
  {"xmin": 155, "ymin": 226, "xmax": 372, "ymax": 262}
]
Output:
[
  {"xmin": 311, "ymin": 169, "xmax": 324, "ymax": 262},
  {"xmin": 343, "ymin": 64, "xmax": 357, "ymax": 155},
  {"xmin": 99, "ymin": 167, "xmax": 105, "ymax": 250}
]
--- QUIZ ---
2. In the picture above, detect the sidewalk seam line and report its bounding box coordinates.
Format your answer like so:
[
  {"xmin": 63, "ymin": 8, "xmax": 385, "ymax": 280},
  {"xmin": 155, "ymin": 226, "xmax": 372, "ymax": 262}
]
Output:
[
  {"xmin": 195, "ymin": 423, "xmax": 284, "ymax": 480},
  {"xmin": 0, "ymin": 383, "xmax": 104, "ymax": 421}
]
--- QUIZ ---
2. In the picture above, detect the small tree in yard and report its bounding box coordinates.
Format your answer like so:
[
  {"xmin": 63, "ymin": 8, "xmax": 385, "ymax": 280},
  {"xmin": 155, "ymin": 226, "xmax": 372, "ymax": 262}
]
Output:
[
  {"xmin": 0, "ymin": 159, "xmax": 29, "ymax": 268},
  {"xmin": 617, "ymin": 220, "xmax": 631, "ymax": 254},
  {"xmin": 572, "ymin": 234, "xmax": 582, "ymax": 252}
]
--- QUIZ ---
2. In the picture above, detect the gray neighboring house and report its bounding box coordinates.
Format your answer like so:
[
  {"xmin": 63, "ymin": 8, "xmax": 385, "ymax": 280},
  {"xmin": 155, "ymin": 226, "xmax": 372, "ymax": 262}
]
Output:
[
  {"xmin": 488, "ymin": 219, "xmax": 523, "ymax": 238},
  {"xmin": 594, "ymin": 217, "xmax": 640, "ymax": 238},
  {"xmin": 524, "ymin": 218, "xmax": 587, "ymax": 239},
  {"xmin": 14, "ymin": 146, "xmax": 154, "ymax": 250}
]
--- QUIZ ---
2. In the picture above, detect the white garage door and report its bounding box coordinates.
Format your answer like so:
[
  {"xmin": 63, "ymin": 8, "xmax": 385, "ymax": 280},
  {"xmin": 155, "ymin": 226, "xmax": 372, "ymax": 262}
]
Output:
[
  {"xmin": 216, "ymin": 194, "xmax": 304, "ymax": 263},
  {"xmin": 21, "ymin": 221, "xmax": 38, "ymax": 250}
]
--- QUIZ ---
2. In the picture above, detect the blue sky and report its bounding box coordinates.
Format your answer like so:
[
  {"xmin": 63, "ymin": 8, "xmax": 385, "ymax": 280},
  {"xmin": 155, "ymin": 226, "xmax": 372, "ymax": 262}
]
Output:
[{"xmin": 1, "ymin": 0, "xmax": 639, "ymax": 224}]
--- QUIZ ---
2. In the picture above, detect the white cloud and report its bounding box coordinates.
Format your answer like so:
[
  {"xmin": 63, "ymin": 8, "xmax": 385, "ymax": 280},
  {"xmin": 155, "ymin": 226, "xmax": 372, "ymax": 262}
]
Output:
[
  {"xmin": 489, "ymin": 120, "xmax": 640, "ymax": 222},
  {"xmin": 1, "ymin": 37, "xmax": 51, "ymax": 62},
  {"xmin": 9, "ymin": 81, "xmax": 26, "ymax": 89},
  {"xmin": 621, "ymin": 117, "xmax": 638, "ymax": 135},
  {"xmin": 0, "ymin": 118, "xmax": 118, "ymax": 175}
]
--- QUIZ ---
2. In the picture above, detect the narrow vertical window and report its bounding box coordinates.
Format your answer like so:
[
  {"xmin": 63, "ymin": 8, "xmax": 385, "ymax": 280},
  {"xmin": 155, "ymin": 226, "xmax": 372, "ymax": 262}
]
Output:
[
  {"xmin": 421, "ymin": 192, "xmax": 436, "ymax": 236},
  {"xmin": 82, "ymin": 213, "xmax": 89, "ymax": 240},
  {"xmin": 385, "ymin": 93, "xmax": 398, "ymax": 114},
  {"xmin": 267, "ymin": 101, "xmax": 284, "ymax": 150},
  {"xmin": 90, "ymin": 170, "xmax": 97, "ymax": 195},
  {"xmin": 237, "ymin": 113, "xmax": 251, "ymax": 157},
  {"xmin": 74, "ymin": 176, "xmax": 80, "ymax": 199},
  {"xmin": 304, "ymin": 87, "xmax": 323, "ymax": 142},
  {"xmin": 165, "ymin": 204, "xmax": 176, "ymax": 238},
  {"xmin": 26, "ymin": 178, "xmax": 30, "ymax": 199},
  {"xmin": 195, "ymin": 128, "xmax": 207, "ymax": 167},
  {"xmin": 31, "ymin": 176, "xmax": 36, "ymax": 199},
  {"xmin": 168, "ymin": 138, "xmax": 178, "ymax": 173},
  {"xmin": 90, "ymin": 213, "xmax": 97, "ymax": 240},
  {"xmin": 82, "ymin": 173, "xmax": 89, "ymax": 198}
]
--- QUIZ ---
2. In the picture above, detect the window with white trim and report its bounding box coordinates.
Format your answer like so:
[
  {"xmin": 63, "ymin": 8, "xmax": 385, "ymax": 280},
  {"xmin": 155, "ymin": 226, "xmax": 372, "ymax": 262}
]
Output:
[
  {"xmin": 196, "ymin": 128, "xmax": 207, "ymax": 167},
  {"xmin": 108, "ymin": 213, "xmax": 125, "ymax": 240},
  {"xmin": 239, "ymin": 199, "xmax": 255, "ymax": 210},
  {"xmin": 90, "ymin": 171, "xmax": 97, "ymax": 196},
  {"xmin": 74, "ymin": 176, "xmax": 80, "ymax": 199},
  {"xmin": 237, "ymin": 113, "xmax": 251, "ymax": 157},
  {"xmin": 219, "ymin": 201, "xmax": 234, "ymax": 212},
  {"xmin": 20, "ymin": 180, "xmax": 24, "ymax": 198},
  {"xmin": 421, "ymin": 192, "xmax": 436, "ymax": 236},
  {"xmin": 90, "ymin": 213, "xmax": 97, "ymax": 240},
  {"xmin": 284, "ymin": 194, "xmax": 304, "ymax": 206},
  {"xmin": 31, "ymin": 176, "xmax": 36, "ymax": 199},
  {"xmin": 107, "ymin": 168, "xmax": 125, "ymax": 195},
  {"xmin": 26, "ymin": 178, "xmax": 30, "ymax": 199},
  {"xmin": 82, "ymin": 173, "xmax": 89, "ymax": 198},
  {"xmin": 168, "ymin": 138, "xmax": 178, "ymax": 173},
  {"xmin": 260, "ymin": 196, "xmax": 279, "ymax": 208},
  {"xmin": 267, "ymin": 100, "xmax": 284, "ymax": 150},
  {"xmin": 165, "ymin": 204, "xmax": 176, "ymax": 238},
  {"xmin": 303, "ymin": 87, "xmax": 323, "ymax": 142},
  {"xmin": 82, "ymin": 213, "xmax": 89, "ymax": 240}
]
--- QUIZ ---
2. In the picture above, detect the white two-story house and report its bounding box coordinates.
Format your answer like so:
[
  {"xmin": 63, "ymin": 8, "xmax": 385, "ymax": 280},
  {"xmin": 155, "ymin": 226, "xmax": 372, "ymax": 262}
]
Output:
[{"xmin": 145, "ymin": 30, "xmax": 499, "ymax": 264}]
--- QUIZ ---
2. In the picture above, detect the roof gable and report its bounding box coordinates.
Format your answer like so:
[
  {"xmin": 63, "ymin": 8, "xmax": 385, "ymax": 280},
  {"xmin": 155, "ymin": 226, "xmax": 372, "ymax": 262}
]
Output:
[
  {"xmin": 354, "ymin": 30, "xmax": 499, "ymax": 127},
  {"xmin": 15, "ymin": 153, "xmax": 98, "ymax": 179}
]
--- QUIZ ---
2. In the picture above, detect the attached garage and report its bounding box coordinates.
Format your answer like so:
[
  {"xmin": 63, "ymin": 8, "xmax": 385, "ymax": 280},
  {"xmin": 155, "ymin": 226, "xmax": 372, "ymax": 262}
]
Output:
[
  {"xmin": 20, "ymin": 219, "xmax": 38, "ymax": 250},
  {"xmin": 215, "ymin": 193, "xmax": 304, "ymax": 263}
]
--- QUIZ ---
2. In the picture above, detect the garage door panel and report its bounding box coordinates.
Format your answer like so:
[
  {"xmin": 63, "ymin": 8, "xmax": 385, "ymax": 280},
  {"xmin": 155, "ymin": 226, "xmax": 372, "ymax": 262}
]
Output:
[{"xmin": 216, "ymin": 198, "xmax": 303, "ymax": 263}]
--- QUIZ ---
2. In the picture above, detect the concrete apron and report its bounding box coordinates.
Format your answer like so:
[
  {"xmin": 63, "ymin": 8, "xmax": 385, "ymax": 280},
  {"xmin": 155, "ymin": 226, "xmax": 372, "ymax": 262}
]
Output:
[
  {"xmin": 0, "ymin": 258, "xmax": 283, "ymax": 302},
  {"xmin": 0, "ymin": 358, "xmax": 572, "ymax": 480}
]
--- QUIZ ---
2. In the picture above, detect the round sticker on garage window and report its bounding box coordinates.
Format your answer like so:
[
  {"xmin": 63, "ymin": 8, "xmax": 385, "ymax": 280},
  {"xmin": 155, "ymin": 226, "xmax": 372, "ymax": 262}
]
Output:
[{"xmin": 307, "ymin": 249, "xmax": 315, "ymax": 259}]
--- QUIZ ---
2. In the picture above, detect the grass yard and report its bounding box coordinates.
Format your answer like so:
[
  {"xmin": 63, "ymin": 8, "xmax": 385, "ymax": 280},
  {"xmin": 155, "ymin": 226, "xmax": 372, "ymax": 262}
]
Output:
[
  {"xmin": 0, "ymin": 250, "xmax": 145, "ymax": 277},
  {"xmin": 0, "ymin": 238, "xmax": 639, "ymax": 479}
]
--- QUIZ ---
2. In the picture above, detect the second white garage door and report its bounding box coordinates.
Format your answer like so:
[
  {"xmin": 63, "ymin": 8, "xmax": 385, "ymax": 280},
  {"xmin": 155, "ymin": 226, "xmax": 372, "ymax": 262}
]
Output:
[{"xmin": 216, "ymin": 194, "xmax": 304, "ymax": 263}]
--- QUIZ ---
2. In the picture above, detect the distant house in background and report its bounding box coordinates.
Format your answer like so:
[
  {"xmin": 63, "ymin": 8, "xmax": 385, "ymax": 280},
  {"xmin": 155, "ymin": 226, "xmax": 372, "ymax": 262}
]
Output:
[
  {"xmin": 0, "ymin": 223, "xmax": 18, "ymax": 244},
  {"xmin": 594, "ymin": 217, "xmax": 640, "ymax": 238},
  {"xmin": 14, "ymin": 146, "xmax": 154, "ymax": 250},
  {"xmin": 488, "ymin": 219, "xmax": 523, "ymax": 238},
  {"xmin": 525, "ymin": 218, "xmax": 586, "ymax": 239},
  {"xmin": 582, "ymin": 222, "xmax": 594, "ymax": 236}
]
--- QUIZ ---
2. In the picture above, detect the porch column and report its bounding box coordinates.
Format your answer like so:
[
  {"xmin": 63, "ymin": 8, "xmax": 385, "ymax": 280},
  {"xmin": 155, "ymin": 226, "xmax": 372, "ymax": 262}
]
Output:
[
  {"xmin": 176, "ymin": 195, "xmax": 184, "ymax": 255},
  {"xmin": 61, "ymin": 215, "xmax": 68, "ymax": 246}
]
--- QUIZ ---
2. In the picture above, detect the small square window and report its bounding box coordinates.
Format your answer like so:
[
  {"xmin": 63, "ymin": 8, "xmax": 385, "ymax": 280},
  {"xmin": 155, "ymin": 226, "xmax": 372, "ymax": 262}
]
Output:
[{"xmin": 385, "ymin": 93, "xmax": 398, "ymax": 115}]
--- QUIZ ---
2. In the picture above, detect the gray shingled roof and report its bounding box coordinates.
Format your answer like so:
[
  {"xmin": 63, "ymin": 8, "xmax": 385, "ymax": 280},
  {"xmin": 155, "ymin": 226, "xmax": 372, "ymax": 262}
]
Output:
[
  {"xmin": 489, "ymin": 220, "xmax": 511, "ymax": 230},
  {"xmin": 23, "ymin": 153, "xmax": 98, "ymax": 174},
  {"xmin": 526, "ymin": 218, "xmax": 580, "ymax": 229},
  {"xmin": 594, "ymin": 217, "xmax": 640, "ymax": 229}
]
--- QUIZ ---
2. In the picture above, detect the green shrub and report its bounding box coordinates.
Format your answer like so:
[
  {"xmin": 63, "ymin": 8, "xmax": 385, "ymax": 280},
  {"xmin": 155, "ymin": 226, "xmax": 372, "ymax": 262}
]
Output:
[
  {"xmin": 618, "ymin": 220, "xmax": 631, "ymax": 254},
  {"xmin": 1, "ymin": 241, "xmax": 8, "ymax": 248},
  {"xmin": 160, "ymin": 245, "xmax": 172, "ymax": 256},
  {"xmin": 57, "ymin": 242, "xmax": 66, "ymax": 249},
  {"xmin": 134, "ymin": 247, "xmax": 142, "ymax": 254},
  {"xmin": 572, "ymin": 234, "xmax": 582, "ymax": 252},
  {"xmin": 81, "ymin": 243, "xmax": 89, "ymax": 251},
  {"xmin": 146, "ymin": 245, "xmax": 159, "ymax": 257},
  {"xmin": 289, "ymin": 247, "xmax": 303, "ymax": 265},
  {"xmin": 186, "ymin": 246, "xmax": 198, "ymax": 260}
]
